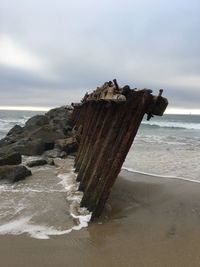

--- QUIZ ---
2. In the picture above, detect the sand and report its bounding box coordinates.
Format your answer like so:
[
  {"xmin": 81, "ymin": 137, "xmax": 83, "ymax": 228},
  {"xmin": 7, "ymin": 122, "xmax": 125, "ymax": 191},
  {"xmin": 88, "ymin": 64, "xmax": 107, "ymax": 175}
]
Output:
[{"xmin": 1, "ymin": 170, "xmax": 200, "ymax": 267}]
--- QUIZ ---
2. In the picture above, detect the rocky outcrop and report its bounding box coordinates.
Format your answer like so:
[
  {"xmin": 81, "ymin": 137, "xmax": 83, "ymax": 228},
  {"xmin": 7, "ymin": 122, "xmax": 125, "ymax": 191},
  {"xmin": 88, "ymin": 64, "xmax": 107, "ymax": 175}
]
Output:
[
  {"xmin": 0, "ymin": 105, "xmax": 79, "ymax": 183},
  {"xmin": 25, "ymin": 115, "xmax": 49, "ymax": 129},
  {"xmin": 0, "ymin": 106, "xmax": 78, "ymax": 157},
  {"xmin": 26, "ymin": 159, "xmax": 47, "ymax": 168},
  {"xmin": 12, "ymin": 139, "xmax": 45, "ymax": 156},
  {"xmin": 7, "ymin": 125, "xmax": 23, "ymax": 136},
  {"xmin": 43, "ymin": 148, "xmax": 63, "ymax": 158},
  {"xmin": 0, "ymin": 165, "xmax": 32, "ymax": 182},
  {"xmin": 55, "ymin": 137, "xmax": 78, "ymax": 155},
  {"xmin": 0, "ymin": 152, "xmax": 22, "ymax": 166}
]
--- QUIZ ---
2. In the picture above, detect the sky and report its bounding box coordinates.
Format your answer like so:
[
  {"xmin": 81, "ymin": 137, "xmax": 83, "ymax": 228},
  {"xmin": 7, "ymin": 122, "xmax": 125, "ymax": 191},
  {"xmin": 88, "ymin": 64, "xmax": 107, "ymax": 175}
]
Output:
[{"xmin": 0, "ymin": 0, "xmax": 200, "ymax": 114}]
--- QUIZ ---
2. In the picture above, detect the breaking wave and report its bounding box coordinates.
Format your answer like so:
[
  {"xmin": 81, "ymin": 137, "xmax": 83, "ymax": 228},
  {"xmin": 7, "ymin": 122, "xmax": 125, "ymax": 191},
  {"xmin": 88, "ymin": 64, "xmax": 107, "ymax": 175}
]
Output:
[
  {"xmin": 0, "ymin": 116, "xmax": 31, "ymax": 138},
  {"xmin": 142, "ymin": 121, "xmax": 200, "ymax": 130},
  {"xmin": 122, "ymin": 167, "xmax": 200, "ymax": 184}
]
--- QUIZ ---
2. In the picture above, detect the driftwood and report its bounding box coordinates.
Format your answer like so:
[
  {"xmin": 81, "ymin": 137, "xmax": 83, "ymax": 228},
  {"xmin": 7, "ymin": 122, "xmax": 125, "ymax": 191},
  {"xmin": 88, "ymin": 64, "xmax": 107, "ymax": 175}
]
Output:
[{"xmin": 72, "ymin": 81, "xmax": 168, "ymax": 219}]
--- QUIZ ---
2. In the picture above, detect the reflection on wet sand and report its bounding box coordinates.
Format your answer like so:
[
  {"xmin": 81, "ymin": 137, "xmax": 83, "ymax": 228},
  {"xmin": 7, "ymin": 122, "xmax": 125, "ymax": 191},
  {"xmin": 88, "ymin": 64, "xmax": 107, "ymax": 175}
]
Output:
[{"xmin": 1, "ymin": 170, "xmax": 200, "ymax": 267}]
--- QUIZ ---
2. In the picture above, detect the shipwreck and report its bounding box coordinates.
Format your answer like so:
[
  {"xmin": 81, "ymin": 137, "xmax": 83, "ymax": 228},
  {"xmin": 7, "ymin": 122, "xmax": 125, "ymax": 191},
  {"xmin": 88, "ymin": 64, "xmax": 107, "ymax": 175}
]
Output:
[{"xmin": 72, "ymin": 79, "xmax": 168, "ymax": 219}]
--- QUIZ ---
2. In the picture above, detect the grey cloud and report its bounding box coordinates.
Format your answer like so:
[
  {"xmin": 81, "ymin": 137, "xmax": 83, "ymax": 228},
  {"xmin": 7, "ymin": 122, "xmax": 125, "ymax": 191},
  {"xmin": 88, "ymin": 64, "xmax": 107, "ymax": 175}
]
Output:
[
  {"xmin": 0, "ymin": 0, "xmax": 200, "ymax": 110},
  {"xmin": 160, "ymin": 85, "xmax": 200, "ymax": 110},
  {"xmin": 0, "ymin": 66, "xmax": 55, "ymax": 89}
]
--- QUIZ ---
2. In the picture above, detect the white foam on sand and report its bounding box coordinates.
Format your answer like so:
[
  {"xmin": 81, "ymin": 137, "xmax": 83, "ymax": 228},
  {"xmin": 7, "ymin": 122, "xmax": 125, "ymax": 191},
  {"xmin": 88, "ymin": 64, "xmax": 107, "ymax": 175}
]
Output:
[
  {"xmin": 122, "ymin": 167, "xmax": 200, "ymax": 184},
  {"xmin": 0, "ymin": 213, "xmax": 92, "ymax": 239},
  {"xmin": 57, "ymin": 171, "xmax": 92, "ymax": 230},
  {"xmin": 0, "ymin": 216, "xmax": 72, "ymax": 239},
  {"xmin": 0, "ymin": 169, "xmax": 92, "ymax": 239},
  {"xmin": 21, "ymin": 155, "xmax": 43, "ymax": 164}
]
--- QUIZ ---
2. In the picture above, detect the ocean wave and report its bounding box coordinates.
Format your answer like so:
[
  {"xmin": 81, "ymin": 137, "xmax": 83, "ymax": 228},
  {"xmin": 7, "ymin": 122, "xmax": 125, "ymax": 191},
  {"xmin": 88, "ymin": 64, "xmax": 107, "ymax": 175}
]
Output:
[
  {"xmin": 0, "ymin": 116, "xmax": 31, "ymax": 133},
  {"xmin": 0, "ymin": 117, "xmax": 28, "ymax": 125},
  {"xmin": 122, "ymin": 167, "xmax": 200, "ymax": 184},
  {"xmin": 142, "ymin": 121, "xmax": 200, "ymax": 130},
  {"xmin": 136, "ymin": 134, "xmax": 200, "ymax": 146},
  {"xmin": 0, "ymin": 119, "xmax": 25, "ymax": 134}
]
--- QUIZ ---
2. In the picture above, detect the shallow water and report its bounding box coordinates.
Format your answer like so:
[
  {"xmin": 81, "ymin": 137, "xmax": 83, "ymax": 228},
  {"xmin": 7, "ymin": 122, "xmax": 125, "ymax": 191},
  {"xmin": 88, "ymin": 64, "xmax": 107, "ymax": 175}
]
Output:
[
  {"xmin": 0, "ymin": 157, "xmax": 91, "ymax": 239},
  {"xmin": 0, "ymin": 110, "xmax": 43, "ymax": 138},
  {"xmin": 0, "ymin": 111, "xmax": 199, "ymax": 180},
  {"xmin": 0, "ymin": 111, "xmax": 199, "ymax": 239},
  {"xmin": 124, "ymin": 114, "xmax": 200, "ymax": 180}
]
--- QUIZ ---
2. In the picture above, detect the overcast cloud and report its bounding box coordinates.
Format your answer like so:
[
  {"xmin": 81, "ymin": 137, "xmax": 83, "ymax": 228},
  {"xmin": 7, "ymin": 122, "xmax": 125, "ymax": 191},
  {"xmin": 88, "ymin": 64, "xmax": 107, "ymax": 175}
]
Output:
[{"xmin": 0, "ymin": 0, "xmax": 200, "ymax": 111}]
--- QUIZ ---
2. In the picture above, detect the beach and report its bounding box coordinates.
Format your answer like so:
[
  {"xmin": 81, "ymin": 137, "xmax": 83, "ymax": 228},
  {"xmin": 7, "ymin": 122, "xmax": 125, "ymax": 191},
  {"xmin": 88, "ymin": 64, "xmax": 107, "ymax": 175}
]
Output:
[
  {"xmin": 0, "ymin": 111, "xmax": 200, "ymax": 266},
  {"xmin": 1, "ymin": 0, "xmax": 200, "ymax": 265},
  {"xmin": 1, "ymin": 170, "xmax": 200, "ymax": 267}
]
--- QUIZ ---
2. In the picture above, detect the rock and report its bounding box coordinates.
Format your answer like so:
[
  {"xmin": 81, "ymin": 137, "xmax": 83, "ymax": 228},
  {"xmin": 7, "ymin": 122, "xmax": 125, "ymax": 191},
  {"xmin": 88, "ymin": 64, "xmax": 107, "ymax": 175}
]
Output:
[
  {"xmin": 0, "ymin": 165, "xmax": 32, "ymax": 182},
  {"xmin": 60, "ymin": 151, "xmax": 67, "ymax": 158},
  {"xmin": 68, "ymin": 152, "xmax": 77, "ymax": 157},
  {"xmin": 46, "ymin": 106, "xmax": 72, "ymax": 122},
  {"xmin": 27, "ymin": 125, "xmax": 65, "ymax": 143},
  {"xmin": 43, "ymin": 148, "xmax": 62, "ymax": 158},
  {"xmin": 55, "ymin": 137, "xmax": 78, "ymax": 154},
  {"xmin": 0, "ymin": 105, "xmax": 77, "ymax": 157},
  {"xmin": 55, "ymin": 139, "xmax": 67, "ymax": 149},
  {"xmin": 44, "ymin": 142, "xmax": 54, "ymax": 151},
  {"xmin": 67, "ymin": 155, "xmax": 76, "ymax": 159},
  {"xmin": 0, "ymin": 139, "xmax": 6, "ymax": 147},
  {"xmin": 46, "ymin": 158, "xmax": 54, "ymax": 165},
  {"xmin": 63, "ymin": 125, "xmax": 73, "ymax": 135},
  {"xmin": 7, "ymin": 125, "xmax": 23, "ymax": 136},
  {"xmin": 53, "ymin": 158, "xmax": 66, "ymax": 168},
  {"xmin": 0, "ymin": 152, "xmax": 22, "ymax": 166},
  {"xmin": 14, "ymin": 139, "xmax": 45, "ymax": 156},
  {"xmin": 26, "ymin": 159, "xmax": 47, "ymax": 167},
  {"xmin": 25, "ymin": 115, "xmax": 49, "ymax": 129}
]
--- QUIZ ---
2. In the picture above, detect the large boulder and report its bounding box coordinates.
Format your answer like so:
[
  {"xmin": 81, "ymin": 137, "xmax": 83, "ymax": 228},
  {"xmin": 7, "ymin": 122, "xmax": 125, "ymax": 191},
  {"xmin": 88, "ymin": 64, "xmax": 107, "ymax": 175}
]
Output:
[
  {"xmin": 46, "ymin": 106, "xmax": 72, "ymax": 122},
  {"xmin": 0, "ymin": 152, "xmax": 22, "ymax": 166},
  {"xmin": 13, "ymin": 139, "xmax": 45, "ymax": 156},
  {"xmin": 0, "ymin": 105, "xmax": 78, "ymax": 157},
  {"xmin": 26, "ymin": 159, "xmax": 47, "ymax": 168},
  {"xmin": 43, "ymin": 148, "xmax": 62, "ymax": 158},
  {"xmin": 55, "ymin": 137, "xmax": 78, "ymax": 154},
  {"xmin": 0, "ymin": 165, "xmax": 32, "ymax": 182},
  {"xmin": 7, "ymin": 125, "xmax": 23, "ymax": 136},
  {"xmin": 24, "ymin": 115, "xmax": 49, "ymax": 130},
  {"xmin": 27, "ymin": 125, "xmax": 65, "ymax": 143}
]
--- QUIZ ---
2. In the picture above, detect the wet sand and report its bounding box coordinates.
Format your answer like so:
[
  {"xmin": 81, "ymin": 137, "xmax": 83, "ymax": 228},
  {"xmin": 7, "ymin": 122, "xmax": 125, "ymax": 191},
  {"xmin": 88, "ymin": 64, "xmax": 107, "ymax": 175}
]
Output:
[{"xmin": 1, "ymin": 170, "xmax": 200, "ymax": 267}]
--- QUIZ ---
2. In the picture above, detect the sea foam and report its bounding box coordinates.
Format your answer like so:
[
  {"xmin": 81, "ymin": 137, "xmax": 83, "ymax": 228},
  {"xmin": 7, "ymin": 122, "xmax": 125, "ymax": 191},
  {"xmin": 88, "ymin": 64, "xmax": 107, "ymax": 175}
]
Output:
[
  {"xmin": 0, "ymin": 216, "xmax": 72, "ymax": 239},
  {"xmin": 0, "ymin": 162, "xmax": 92, "ymax": 239},
  {"xmin": 142, "ymin": 120, "xmax": 200, "ymax": 130},
  {"xmin": 57, "ymin": 172, "xmax": 92, "ymax": 228},
  {"xmin": 122, "ymin": 167, "xmax": 200, "ymax": 184}
]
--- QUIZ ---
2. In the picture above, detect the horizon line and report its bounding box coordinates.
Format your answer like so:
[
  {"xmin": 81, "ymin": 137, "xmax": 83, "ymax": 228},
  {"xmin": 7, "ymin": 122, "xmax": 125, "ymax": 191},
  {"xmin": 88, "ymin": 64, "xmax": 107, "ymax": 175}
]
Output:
[
  {"xmin": 0, "ymin": 105, "xmax": 200, "ymax": 115},
  {"xmin": 0, "ymin": 106, "xmax": 53, "ymax": 111}
]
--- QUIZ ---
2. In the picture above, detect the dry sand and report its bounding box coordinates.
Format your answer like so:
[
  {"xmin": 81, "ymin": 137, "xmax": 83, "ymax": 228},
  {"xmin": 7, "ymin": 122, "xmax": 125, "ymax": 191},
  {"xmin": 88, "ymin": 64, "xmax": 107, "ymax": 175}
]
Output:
[{"xmin": 1, "ymin": 170, "xmax": 200, "ymax": 267}]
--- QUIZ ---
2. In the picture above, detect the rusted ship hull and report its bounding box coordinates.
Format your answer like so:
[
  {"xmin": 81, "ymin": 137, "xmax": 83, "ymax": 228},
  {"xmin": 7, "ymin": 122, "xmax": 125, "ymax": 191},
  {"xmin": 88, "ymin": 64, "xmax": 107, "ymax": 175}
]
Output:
[{"xmin": 72, "ymin": 82, "xmax": 168, "ymax": 219}]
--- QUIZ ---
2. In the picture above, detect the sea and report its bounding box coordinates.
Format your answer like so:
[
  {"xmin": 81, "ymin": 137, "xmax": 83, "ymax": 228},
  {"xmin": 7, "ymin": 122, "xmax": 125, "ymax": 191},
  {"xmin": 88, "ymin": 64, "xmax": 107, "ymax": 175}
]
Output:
[{"xmin": 0, "ymin": 110, "xmax": 199, "ymax": 239}]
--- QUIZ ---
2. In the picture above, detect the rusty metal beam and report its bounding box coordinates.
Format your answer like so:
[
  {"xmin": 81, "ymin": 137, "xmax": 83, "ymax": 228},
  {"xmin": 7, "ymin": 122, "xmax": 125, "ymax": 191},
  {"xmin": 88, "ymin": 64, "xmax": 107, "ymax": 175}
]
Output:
[{"xmin": 72, "ymin": 84, "xmax": 168, "ymax": 219}]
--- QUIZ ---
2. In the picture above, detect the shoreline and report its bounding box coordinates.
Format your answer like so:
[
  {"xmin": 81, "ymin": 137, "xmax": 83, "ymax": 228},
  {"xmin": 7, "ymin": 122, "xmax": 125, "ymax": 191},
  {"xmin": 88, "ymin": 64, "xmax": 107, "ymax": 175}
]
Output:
[
  {"xmin": 1, "ymin": 170, "xmax": 200, "ymax": 266},
  {"xmin": 122, "ymin": 167, "xmax": 200, "ymax": 184}
]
